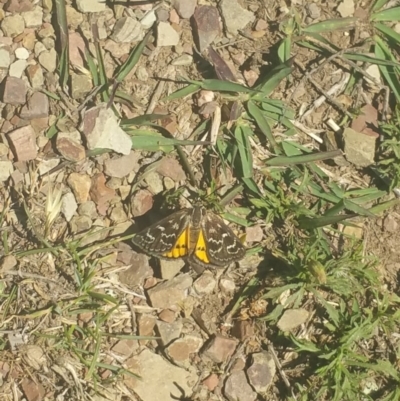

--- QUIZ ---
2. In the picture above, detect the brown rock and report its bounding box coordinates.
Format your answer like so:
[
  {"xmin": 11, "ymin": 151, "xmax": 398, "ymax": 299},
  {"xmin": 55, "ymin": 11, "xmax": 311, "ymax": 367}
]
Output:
[
  {"xmin": 112, "ymin": 339, "xmax": 138, "ymax": 358},
  {"xmin": 231, "ymin": 320, "xmax": 254, "ymax": 341},
  {"xmin": 67, "ymin": 173, "xmax": 91, "ymax": 203},
  {"xmin": 90, "ymin": 173, "xmax": 115, "ymax": 207},
  {"xmin": 156, "ymin": 157, "xmax": 186, "ymax": 182},
  {"xmin": 7, "ymin": 125, "xmax": 37, "ymax": 161},
  {"xmin": 193, "ymin": 5, "xmax": 220, "ymax": 52},
  {"xmin": 20, "ymin": 92, "xmax": 49, "ymax": 119},
  {"xmin": 131, "ymin": 189, "xmax": 153, "ymax": 217},
  {"xmin": 193, "ymin": 272, "xmax": 216, "ymax": 295},
  {"xmin": 202, "ymin": 373, "xmax": 219, "ymax": 391},
  {"xmin": 158, "ymin": 308, "xmax": 176, "ymax": 323},
  {"xmin": 21, "ymin": 378, "xmax": 45, "ymax": 401},
  {"xmin": 0, "ymin": 255, "xmax": 17, "ymax": 272},
  {"xmin": 202, "ymin": 335, "xmax": 238, "ymax": 363},
  {"xmin": 1, "ymin": 76, "xmax": 27, "ymax": 104},
  {"xmin": 5, "ymin": 0, "xmax": 33, "ymax": 12},
  {"xmin": 56, "ymin": 136, "xmax": 86, "ymax": 162}
]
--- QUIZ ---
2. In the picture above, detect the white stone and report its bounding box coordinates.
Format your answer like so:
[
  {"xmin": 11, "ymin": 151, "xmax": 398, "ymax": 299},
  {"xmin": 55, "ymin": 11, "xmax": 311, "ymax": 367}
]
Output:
[
  {"xmin": 61, "ymin": 192, "xmax": 78, "ymax": 222},
  {"xmin": 220, "ymin": 0, "xmax": 255, "ymax": 35},
  {"xmin": 140, "ymin": 10, "xmax": 157, "ymax": 29},
  {"xmin": 337, "ymin": 0, "xmax": 355, "ymax": 18},
  {"xmin": 15, "ymin": 47, "xmax": 30, "ymax": 60}
]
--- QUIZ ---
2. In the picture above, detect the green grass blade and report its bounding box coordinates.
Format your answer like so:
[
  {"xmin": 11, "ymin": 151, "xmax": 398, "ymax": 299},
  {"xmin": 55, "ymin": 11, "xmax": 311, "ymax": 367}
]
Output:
[
  {"xmin": 265, "ymin": 150, "xmax": 342, "ymax": 166},
  {"xmin": 303, "ymin": 18, "xmax": 358, "ymax": 33},
  {"xmin": 114, "ymin": 30, "xmax": 151, "ymax": 83},
  {"xmin": 85, "ymin": 47, "xmax": 99, "ymax": 86},
  {"xmin": 234, "ymin": 124, "xmax": 254, "ymax": 179},
  {"xmin": 162, "ymin": 83, "xmax": 200, "ymax": 101},
  {"xmin": 252, "ymin": 62, "xmax": 293, "ymax": 96},
  {"xmin": 371, "ymin": 6, "xmax": 400, "ymax": 21},
  {"xmin": 247, "ymin": 101, "xmax": 280, "ymax": 154}
]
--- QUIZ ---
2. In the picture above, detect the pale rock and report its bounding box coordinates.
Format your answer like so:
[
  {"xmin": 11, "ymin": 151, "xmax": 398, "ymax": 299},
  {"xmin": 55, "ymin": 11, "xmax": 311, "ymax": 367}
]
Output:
[
  {"xmin": 247, "ymin": 352, "xmax": 276, "ymax": 393},
  {"xmin": 83, "ymin": 105, "xmax": 132, "ymax": 156},
  {"xmin": 38, "ymin": 158, "xmax": 60, "ymax": 175},
  {"xmin": 140, "ymin": 10, "xmax": 157, "ymax": 29},
  {"xmin": 15, "ymin": 47, "xmax": 30, "ymax": 60},
  {"xmin": 0, "ymin": 48, "xmax": 10, "ymax": 69},
  {"xmin": 1, "ymin": 15, "xmax": 25, "ymax": 37},
  {"xmin": 26, "ymin": 64, "xmax": 45, "ymax": 89},
  {"xmin": 9, "ymin": 60, "xmax": 27, "ymax": 78},
  {"xmin": 123, "ymin": 349, "xmax": 196, "ymax": 400},
  {"xmin": 220, "ymin": 0, "xmax": 255, "ymax": 35},
  {"xmin": 8, "ymin": 125, "xmax": 37, "ymax": 161},
  {"xmin": 22, "ymin": 6, "xmax": 43, "ymax": 27},
  {"xmin": 337, "ymin": 0, "xmax": 355, "ymax": 18},
  {"xmin": 111, "ymin": 16, "xmax": 143, "ymax": 43},
  {"xmin": 76, "ymin": 0, "xmax": 106, "ymax": 13},
  {"xmin": 104, "ymin": 151, "xmax": 140, "ymax": 178},
  {"xmin": 277, "ymin": 308, "xmax": 310, "ymax": 332},
  {"xmin": 38, "ymin": 48, "xmax": 57, "ymax": 72},
  {"xmin": 224, "ymin": 370, "xmax": 257, "ymax": 401},
  {"xmin": 144, "ymin": 171, "xmax": 163, "ymax": 194},
  {"xmin": 0, "ymin": 161, "xmax": 13, "ymax": 181},
  {"xmin": 157, "ymin": 22, "xmax": 179, "ymax": 47},
  {"xmin": 61, "ymin": 192, "xmax": 78, "ymax": 222}
]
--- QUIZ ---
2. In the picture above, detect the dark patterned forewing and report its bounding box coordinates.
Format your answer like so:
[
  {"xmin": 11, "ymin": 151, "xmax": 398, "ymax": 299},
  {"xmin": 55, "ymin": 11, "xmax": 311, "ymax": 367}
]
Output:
[
  {"xmin": 132, "ymin": 209, "xmax": 191, "ymax": 256},
  {"xmin": 201, "ymin": 211, "xmax": 246, "ymax": 266}
]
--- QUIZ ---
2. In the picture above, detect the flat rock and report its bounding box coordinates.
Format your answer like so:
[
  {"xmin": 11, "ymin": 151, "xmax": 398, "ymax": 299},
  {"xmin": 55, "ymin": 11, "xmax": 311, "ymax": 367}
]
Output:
[
  {"xmin": 159, "ymin": 258, "xmax": 186, "ymax": 280},
  {"xmin": 71, "ymin": 73, "xmax": 93, "ymax": 99},
  {"xmin": 38, "ymin": 48, "xmax": 57, "ymax": 72},
  {"xmin": 0, "ymin": 48, "xmax": 10, "ymax": 69},
  {"xmin": 343, "ymin": 127, "xmax": 377, "ymax": 167},
  {"xmin": 144, "ymin": 171, "xmax": 164, "ymax": 194},
  {"xmin": 224, "ymin": 370, "xmax": 257, "ymax": 401},
  {"xmin": 22, "ymin": 6, "xmax": 43, "ymax": 27},
  {"xmin": 8, "ymin": 125, "xmax": 37, "ymax": 161},
  {"xmin": 124, "ymin": 349, "xmax": 197, "ymax": 401},
  {"xmin": 147, "ymin": 274, "xmax": 193, "ymax": 309},
  {"xmin": 157, "ymin": 22, "xmax": 179, "ymax": 47},
  {"xmin": 56, "ymin": 133, "xmax": 86, "ymax": 162},
  {"xmin": 337, "ymin": 0, "xmax": 355, "ymax": 17},
  {"xmin": 202, "ymin": 335, "xmax": 238, "ymax": 363},
  {"xmin": 111, "ymin": 16, "xmax": 143, "ymax": 43},
  {"xmin": 0, "ymin": 161, "xmax": 13, "ymax": 181},
  {"xmin": 156, "ymin": 157, "xmax": 186, "ymax": 182},
  {"xmin": 21, "ymin": 379, "xmax": 45, "ymax": 401},
  {"xmin": 5, "ymin": 0, "xmax": 34, "ymax": 12},
  {"xmin": 78, "ymin": 201, "xmax": 97, "ymax": 219},
  {"xmin": 20, "ymin": 92, "xmax": 49, "ymax": 119},
  {"xmin": 76, "ymin": 0, "xmax": 105, "ymax": 13},
  {"xmin": 83, "ymin": 105, "xmax": 132, "ymax": 155},
  {"xmin": 193, "ymin": 272, "xmax": 216, "ymax": 295},
  {"xmin": 173, "ymin": 0, "xmax": 196, "ymax": 19},
  {"xmin": 1, "ymin": 76, "xmax": 27, "ymax": 104},
  {"xmin": 118, "ymin": 251, "xmax": 153, "ymax": 288},
  {"xmin": 247, "ymin": 352, "xmax": 276, "ymax": 393},
  {"xmin": 104, "ymin": 151, "xmax": 140, "ymax": 178},
  {"xmin": 70, "ymin": 215, "xmax": 93, "ymax": 233},
  {"xmin": 156, "ymin": 319, "xmax": 183, "ymax": 346},
  {"xmin": 9, "ymin": 59, "xmax": 27, "ymax": 78},
  {"xmin": 1, "ymin": 14, "xmax": 25, "ymax": 37},
  {"xmin": 193, "ymin": 5, "xmax": 220, "ymax": 52},
  {"xmin": 277, "ymin": 308, "xmax": 310, "ymax": 332},
  {"xmin": 220, "ymin": 0, "xmax": 255, "ymax": 35},
  {"xmin": 166, "ymin": 335, "xmax": 203, "ymax": 366},
  {"xmin": 26, "ymin": 64, "xmax": 44, "ymax": 89},
  {"xmin": 245, "ymin": 225, "xmax": 264, "ymax": 243}
]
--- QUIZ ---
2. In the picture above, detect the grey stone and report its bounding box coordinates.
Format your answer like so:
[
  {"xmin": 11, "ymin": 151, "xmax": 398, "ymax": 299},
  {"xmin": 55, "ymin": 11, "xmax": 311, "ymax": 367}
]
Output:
[
  {"xmin": 220, "ymin": 0, "xmax": 255, "ymax": 35},
  {"xmin": 277, "ymin": 308, "xmax": 310, "ymax": 332},
  {"xmin": 247, "ymin": 352, "xmax": 276, "ymax": 393},
  {"xmin": 224, "ymin": 370, "xmax": 257, "ymax": 401}
]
